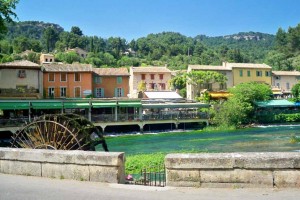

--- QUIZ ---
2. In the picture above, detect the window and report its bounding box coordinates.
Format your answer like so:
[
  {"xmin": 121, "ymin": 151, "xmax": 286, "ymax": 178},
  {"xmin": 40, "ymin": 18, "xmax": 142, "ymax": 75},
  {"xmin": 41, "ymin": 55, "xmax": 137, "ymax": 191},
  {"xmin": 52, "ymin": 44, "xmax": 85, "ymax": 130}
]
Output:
[
  {"xmin": 74, "ymin": 87, "xmax": 81, "ymax": 98},
  {"xmin": 74, "ymin": 73, "xmax": 81, "ymax": 82},
  {"xmin": 160, "ymin": 83, "xmax": 166, "ymax": 90},
  {"xmin": 265, "ymin": 71, "xmax": 271, "ymax": 77},
  {"xmin": 60, "ymin": 73, "xmax": 67, "ymax": 82},
  {"xmin": 115, "ymin": 88, "xmax": 123, "ymax": 97},
  {"xmin": 60, "ymin": 87, "xmax": 67, "ymax": 97},
  {"xmin": 18, "ymin": 70, "xmax": 26, "ymax": 78},
  {"xmin": 276, "ymin": 83, "xmax": 280, "ymax": 88},
  {"xmin": 275, "ymin": 76, "xmax": 281, "ymax": 80},
  {"xmin": 94, "ymin": 76, "xmax": 102, "ymax": 84},
  {"xmin": 48, "ymin": 73, "xmax": 55, "ymax": 82},
  {"xmin": 45, "ymin": 58, "xmax": 48, "ymax": 62},
  {"xmin": 150, "ymin": 83, "xmax": 155, "ymax": 89},
  {"xmin": 117, "ymin": 76, "xmax": 122, "ymax": 84},
  {"xmin": 50, "ymin": 59, "xmax": 53, "ymax": 62},
  {"xmin": 95, "ymin": 88, "xmax": 104, "ymax": 98},
  {"xmin": 220, "ymin": 83, "xmax": 227, "ymax": 90},
  {"xmin": 239, "ymin": 70, "xmax": 243, "ymax": 77},
  {"xmin": 256, "ymin": 71, "xmax": 262, "ymax": 77},
  {"xmin": 48, "ymin": 87, "xmax": 55, "ymax": 98},
  {"xmin": 150, "ymin": 74, "xmax": 155, "ymax": 80},
  {"xmin": 159, "ymin": 74, "xmax": 164, "ymax": 80},
  {"xmin": 286, "ymin": 82, "xmax": 290, "ymax": 90},
  {"xmin": 296, "ymin": 76, "xmax": 300, "ymax": 80},
  {"xmin": 141, "ymin": 74, "xmax": 145, "ymax": 80},
  {"xmin": 247, "ymin": 71, "xmax": 251, "ymax": 77}
]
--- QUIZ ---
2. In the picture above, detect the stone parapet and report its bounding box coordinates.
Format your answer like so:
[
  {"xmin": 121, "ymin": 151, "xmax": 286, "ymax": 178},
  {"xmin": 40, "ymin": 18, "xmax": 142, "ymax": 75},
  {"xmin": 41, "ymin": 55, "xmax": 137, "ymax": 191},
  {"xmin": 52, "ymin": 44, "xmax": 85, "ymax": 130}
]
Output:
[
  {"xmin": 165, "ymin": 153, "xmax": 300, "ymax": 188},
  {"xmin": 0, "ymin": 148, "xmax": 125, "ymax": 183}
]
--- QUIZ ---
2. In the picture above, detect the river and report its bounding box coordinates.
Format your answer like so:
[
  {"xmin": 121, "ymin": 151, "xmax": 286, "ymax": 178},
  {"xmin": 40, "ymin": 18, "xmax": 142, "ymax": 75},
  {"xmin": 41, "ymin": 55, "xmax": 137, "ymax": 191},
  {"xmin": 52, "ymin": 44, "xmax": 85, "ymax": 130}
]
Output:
[{"xmin": 105, "ymin": 125, "xmax": 300, "ymax": 155}]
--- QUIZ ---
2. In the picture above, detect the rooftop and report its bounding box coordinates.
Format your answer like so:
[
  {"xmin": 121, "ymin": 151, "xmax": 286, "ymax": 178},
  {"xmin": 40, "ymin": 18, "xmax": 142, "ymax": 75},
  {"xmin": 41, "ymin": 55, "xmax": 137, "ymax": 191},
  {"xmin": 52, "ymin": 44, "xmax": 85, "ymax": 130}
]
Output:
[
  {"xmin": 188, "ymin": 65, "xmax": 231, "ymax": 71},
  {"xmin": 0, "ymin": 60, "xmax": 40, "ymax": 69},
  {"xmin": 131, "ymin": 66, "xmax": 172, "ymax": 73},
  {"xmin": 272, "ymin": 71, "xmax": 300, "ymax": 76},
  {"xmin": 42, "ymin": 63, "xmax": 93, "ymax": 72},
  {"xmin": 225, "ymin": 62, "xmax": 272, "ymax": 69},
  {"xmin": 93, "ymin": 68, "xmax": 129, "ymax": 76}
]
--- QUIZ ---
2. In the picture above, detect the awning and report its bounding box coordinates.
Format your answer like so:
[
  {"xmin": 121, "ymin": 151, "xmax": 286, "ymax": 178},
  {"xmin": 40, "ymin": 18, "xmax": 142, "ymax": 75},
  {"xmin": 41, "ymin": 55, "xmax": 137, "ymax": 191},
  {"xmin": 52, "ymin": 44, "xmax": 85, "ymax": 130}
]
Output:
[
  {"xmin": 92, "ymin": 102, "xmax": 117, "ymax": 108},
  {"xmin": 254, "ymin": 100, "xmax": 295, "ymax": 107},
  {"xmin": 63, "ymin": 102, "xmax": 90, "ymax": 109},
  {"xmin": 31, "ymin": 102, "xmax": 63, "ymax": 109},
  {"xmin": 118, "ymin": 101, "xmax": 142, "ymax": 108},
  {"xmin": 142, "ymin": 103, "xmax": 209, "ymax": 109},
  {"xmin": 0, "ymin": 102, "xmax": 30, "ymax": 110},
  {"xmin": 209, "ymin": 92, "xmax": 231, "ymax": 98}
]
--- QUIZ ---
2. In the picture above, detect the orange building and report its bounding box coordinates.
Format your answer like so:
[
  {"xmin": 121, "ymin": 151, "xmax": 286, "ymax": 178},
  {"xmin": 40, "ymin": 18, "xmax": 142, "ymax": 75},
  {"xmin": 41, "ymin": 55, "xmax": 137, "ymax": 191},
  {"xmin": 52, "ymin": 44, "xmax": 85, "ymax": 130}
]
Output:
[
  {"xmin": 42, "ymin": 63, "xmax": 93, "ymax": 98},
  {"xmin": 93, "ymin": 68, "xmax": 130, "ymax": 98}
]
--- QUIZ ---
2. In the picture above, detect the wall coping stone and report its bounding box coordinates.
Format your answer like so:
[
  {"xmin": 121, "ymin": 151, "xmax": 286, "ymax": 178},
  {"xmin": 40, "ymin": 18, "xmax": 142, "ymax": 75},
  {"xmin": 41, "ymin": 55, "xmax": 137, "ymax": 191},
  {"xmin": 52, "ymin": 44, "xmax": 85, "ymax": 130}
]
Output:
[{"xmin": 165, "ymin": 152, "xmax": 300, "ymax": 169}]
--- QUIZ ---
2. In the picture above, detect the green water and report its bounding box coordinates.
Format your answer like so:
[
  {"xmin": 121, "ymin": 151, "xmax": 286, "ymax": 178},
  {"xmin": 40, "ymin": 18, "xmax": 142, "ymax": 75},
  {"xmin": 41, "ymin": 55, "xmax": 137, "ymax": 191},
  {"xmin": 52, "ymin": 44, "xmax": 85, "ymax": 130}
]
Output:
[{"xmin": 105, "ymin": 125, "xmax": 300, "ymax": 155}]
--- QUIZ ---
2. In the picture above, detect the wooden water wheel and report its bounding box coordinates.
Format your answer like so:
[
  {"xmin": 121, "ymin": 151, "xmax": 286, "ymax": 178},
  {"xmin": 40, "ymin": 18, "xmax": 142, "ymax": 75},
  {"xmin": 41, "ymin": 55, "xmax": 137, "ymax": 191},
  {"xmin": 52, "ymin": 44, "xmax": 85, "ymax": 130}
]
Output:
[{"xmin": 11, "ymin": 114, "xmax": 108, "ymax": 151}]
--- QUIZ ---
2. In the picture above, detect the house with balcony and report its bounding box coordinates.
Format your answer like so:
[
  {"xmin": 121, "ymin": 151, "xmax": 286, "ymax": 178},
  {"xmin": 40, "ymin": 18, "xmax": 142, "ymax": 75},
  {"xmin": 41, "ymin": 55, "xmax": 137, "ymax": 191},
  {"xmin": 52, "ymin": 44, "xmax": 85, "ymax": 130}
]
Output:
[
  {"xmin": 0, "ymin": 60, "xmax": 42, "ymax": 99},
  {"xmin": 93, "ymin": 68, "xmax": 130, "ymax": 98},
  {"xmin": 187, "ymin": 65, "xmax": 233, "ymax": 100},
  {"xmin": 272, "ymin": 71, "xmax": 300, "ymax": 98},
  {"xmin": 42, "ymin": 63, "xmax": 93, "ymax": 98},
  {"xmin": 129, "ymin": 66, "xmax": 172, "ymax": 98}
]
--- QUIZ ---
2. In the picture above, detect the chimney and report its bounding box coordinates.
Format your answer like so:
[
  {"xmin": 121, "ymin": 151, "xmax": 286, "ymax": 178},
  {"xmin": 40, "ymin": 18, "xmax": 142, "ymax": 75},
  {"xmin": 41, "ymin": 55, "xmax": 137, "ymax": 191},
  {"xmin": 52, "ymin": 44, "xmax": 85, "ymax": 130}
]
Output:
[{"xmin": 223, "ymin": 62, "xmax": 227, "ymax": 67}]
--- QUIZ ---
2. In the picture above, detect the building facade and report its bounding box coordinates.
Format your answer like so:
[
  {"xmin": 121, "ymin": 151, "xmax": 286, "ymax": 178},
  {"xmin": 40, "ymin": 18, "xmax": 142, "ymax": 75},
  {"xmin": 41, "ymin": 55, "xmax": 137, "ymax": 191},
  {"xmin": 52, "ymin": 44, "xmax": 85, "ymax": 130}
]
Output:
[
  {"xmin": 187, "ymin": 65, "xmax": 233, "ymax": 100},
  {"xmin": 0, "ymin": 60, "xmax": 42, "ymax": 99},
  {"xmin": 42, "ymin": 63, "xmax": 93, "ymax": 98},
  {"xmin": 129, "ymin": 66, "xmax": 172, "ymax": 98},
  {"xmin": 93, "ymin": 68, "xmax": 130, "ymax": 98},
  {"xmin": 272, "ymin": 71, "xmax": 300, "ymax": 94}
]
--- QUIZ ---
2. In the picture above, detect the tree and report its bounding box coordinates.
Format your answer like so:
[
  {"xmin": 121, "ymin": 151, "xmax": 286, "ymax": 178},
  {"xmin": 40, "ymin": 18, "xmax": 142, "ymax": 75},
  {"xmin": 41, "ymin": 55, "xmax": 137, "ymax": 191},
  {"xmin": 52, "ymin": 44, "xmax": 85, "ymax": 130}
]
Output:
[
  {"xmin": 169, "ymin": 72, "xmax": 187, "ymax": 90},
  {"xmin": 214, "ymin": 82, "xmax": 272, "ymax": 127},
  {"xmin": 0, "ymin": 0, "xmax": 18, "ymax": 34},
  {"xmin": 70, "ymin": 26, "xmax": 83, "ymax": 36},
  {"xmin": 291, "ymin": 82, "xmax": 300, "ymax": 101},
  {"xmin": 42, "ymin": 27, "xmax": 58, "ymax": 52}
]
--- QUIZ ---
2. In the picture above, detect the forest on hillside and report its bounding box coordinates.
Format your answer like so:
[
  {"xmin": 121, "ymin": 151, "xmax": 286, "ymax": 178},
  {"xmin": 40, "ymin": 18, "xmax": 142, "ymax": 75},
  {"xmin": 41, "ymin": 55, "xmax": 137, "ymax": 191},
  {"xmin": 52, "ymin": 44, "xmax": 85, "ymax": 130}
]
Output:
[{"xmin": 0, "ymin": 21, "xmax": 299, "ymax": 70}]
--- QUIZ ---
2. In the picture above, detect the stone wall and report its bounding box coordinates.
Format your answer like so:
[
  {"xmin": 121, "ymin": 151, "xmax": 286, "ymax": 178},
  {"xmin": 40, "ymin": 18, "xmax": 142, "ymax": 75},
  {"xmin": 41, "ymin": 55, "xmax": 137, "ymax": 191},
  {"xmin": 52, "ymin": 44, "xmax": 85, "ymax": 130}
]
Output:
[
  {"xmin": 0, "ymin": 148, "xmax": 125, "ymax": 183},
  {"xmin": 165, "ymin": 152, "xmax": 300, "ymax": 188}
]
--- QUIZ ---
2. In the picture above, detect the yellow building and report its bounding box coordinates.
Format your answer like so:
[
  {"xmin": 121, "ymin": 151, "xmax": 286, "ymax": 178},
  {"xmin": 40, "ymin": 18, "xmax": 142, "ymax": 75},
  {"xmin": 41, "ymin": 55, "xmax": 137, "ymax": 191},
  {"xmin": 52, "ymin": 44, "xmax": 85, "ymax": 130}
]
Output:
[{"xmin": 224, "ymin": 62, "xmax": 272, "ymax": 86}]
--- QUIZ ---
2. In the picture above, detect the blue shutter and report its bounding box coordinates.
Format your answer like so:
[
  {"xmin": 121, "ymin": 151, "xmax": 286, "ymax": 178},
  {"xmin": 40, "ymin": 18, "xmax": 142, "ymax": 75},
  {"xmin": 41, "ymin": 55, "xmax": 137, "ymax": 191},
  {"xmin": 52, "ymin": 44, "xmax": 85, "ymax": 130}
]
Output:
[
  {"xmin": 121, "ymin": 88, "xmax": 124, "ymax": 97},
  {"xmin": 94, "ymin": 88, "xmax": 97, "ymax": 97},
  {"xmin": 114, "ymin": 88, "xmax": 118, "ymax": 97},
  {"xmin": 102, "ymin": 88, "xmax": 105, "ymax": 98}
]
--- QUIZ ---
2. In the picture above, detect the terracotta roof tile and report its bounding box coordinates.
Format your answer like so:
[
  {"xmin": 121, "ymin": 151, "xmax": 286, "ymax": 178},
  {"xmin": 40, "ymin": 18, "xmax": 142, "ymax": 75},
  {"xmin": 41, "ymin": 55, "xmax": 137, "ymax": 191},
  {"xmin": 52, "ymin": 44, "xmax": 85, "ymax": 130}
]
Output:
[
  {"xmin": 272, "ymin": 71, "xmax": 300, "ymax": 76},
  {"xmin": 188, "ymin": 65, "xmax": 231, "ymax": 71},
  {"xmin": 131, "ymin": 66, "xmax": 172, "ymax": 73},
  {"xmin": 42, "ymin": 63, "xmax": 93, "ymax": 72},
  {"xmin": 93, "ymin": 67, "xmax": 129, "ymax": 76},
  {"xmin": 0, "ymin": 60, "xmax": 40, "ymax": 69},
  {"xmin": 226, "ymin": 62, "xmax": 272, "ymax": 69}
]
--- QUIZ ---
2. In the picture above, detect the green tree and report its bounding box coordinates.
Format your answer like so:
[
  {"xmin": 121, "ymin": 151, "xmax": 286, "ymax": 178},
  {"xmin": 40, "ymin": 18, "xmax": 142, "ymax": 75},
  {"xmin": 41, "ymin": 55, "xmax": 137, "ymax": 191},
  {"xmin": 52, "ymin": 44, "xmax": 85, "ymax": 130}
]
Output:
[
  {"xmin": 70, "ymin": 26, "xmax": 83, "ymax": 36},
  {"xmin": 291, "ymin": 82, "xmax": 300, "ymax": 101},
  {"xmin": 0, "ymin": 0, "xmax": 18, "ymax": 34},
  {"xmin": 42, "ymin": 27, "xmax": 58, "ymax": 52}
]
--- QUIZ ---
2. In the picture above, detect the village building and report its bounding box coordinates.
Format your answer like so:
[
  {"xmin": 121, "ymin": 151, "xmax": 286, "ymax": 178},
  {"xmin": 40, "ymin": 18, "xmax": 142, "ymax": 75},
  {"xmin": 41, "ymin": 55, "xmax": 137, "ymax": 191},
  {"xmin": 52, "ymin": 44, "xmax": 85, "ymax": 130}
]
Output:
[
  {"xmin": 0, "ymin": 60, "xmax": 43, "ymax": 99},
  {"xmin": 42, "ymin": 63, "xmax": 93, "ymax": 98},
  {"xmin": 40, "ymin": 54, "xmax": 55, "ymax": 64},
  {"xmin": 92, "ymin": 68, "xmax": 130, "ymax": 98},
  {"xmin": 272, "ymin": 71, "xmax": 300, "ymax": 98},
  {"xmin": 66, "ymin": 47, "xmax": 88, "ymax": 58},
  {"xmin": 129, "ymin": 66, "xmax": 172, "ymax": 98}
]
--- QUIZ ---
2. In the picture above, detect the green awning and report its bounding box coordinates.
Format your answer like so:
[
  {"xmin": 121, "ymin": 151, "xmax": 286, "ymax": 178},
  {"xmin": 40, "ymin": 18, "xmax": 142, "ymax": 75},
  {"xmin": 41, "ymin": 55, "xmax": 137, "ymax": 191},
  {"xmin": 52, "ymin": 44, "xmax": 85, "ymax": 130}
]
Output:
[
  {"xmin": 0, "ymin": 102, "xmax": 30, "ymax": 110},
  {"xmin": 118, "ymin": 101, "xmax": 142, "ymax": 108},
  {"xmin": 92, "ymin": 102, "xmax": 117, "ymax": 108},
  {"xmin": 254, "ymin": 100, "xmax": 295, "ymax": 108},
  {"xmin": 63, "ymin": 102, "xmax": 90, "ymax": 109},
  {"xmin": 31, "ymin": 102, "xmax": 63, "ymax": 109}
]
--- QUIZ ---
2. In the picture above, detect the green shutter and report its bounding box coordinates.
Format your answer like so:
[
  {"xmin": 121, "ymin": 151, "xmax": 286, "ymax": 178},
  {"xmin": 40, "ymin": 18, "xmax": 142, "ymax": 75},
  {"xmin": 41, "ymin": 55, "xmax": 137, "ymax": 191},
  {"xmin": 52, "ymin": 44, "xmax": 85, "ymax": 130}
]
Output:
[
  {"xmin": 121, "ymin": 88, "xmax": 124, "ymax": 97},
  {"xmin": 102, "ymin": 88, "xmax": 105, "ymax": 98},
  {"xmin": 114, "ymin": 88, "xmax": 118, "ymax": 97}
]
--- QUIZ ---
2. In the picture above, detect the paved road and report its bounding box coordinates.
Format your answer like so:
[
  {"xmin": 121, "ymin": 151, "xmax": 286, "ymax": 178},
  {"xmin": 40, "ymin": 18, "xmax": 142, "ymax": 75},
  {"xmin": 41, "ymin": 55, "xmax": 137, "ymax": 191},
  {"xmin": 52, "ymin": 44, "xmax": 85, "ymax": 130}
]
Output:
[{"xmin": 1, "ymin": 173, "xmax": 300, "ymax": 200}]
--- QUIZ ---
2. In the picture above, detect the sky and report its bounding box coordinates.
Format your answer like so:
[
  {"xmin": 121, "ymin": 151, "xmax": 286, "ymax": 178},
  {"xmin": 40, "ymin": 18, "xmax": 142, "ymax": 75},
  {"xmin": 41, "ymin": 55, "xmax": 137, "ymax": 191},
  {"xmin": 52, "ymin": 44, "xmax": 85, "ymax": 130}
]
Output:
[{"xmin": 14, "ymin": 0, "xmax": 300, "ymax": 40}]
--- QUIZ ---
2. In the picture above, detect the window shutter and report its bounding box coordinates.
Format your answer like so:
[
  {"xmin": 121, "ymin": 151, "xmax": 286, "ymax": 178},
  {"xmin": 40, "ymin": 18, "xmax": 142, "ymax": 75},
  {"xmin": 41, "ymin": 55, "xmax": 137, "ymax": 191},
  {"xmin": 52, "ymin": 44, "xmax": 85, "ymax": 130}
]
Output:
[
  {"xmin": 121, "ymin": 88, "xmax": 124, "ymax": 97},
  {"xmin": 102, "ymin": 88, "xmax": 105, "ymax": 98},
  {"xmin": 94, "ymin": 88, "xmax": 97, "ymax": 97},
  {"xmin": 114, "ymin": 88, "xmax": 118, "ymax": 97}
]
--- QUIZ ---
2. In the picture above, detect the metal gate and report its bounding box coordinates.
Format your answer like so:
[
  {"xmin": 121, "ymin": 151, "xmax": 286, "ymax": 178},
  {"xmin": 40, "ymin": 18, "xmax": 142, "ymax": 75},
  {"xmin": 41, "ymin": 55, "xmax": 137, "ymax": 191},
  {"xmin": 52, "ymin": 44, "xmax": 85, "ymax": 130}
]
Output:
[{"xmin": 127, "ymin": 164, "xmax": 166, "ymax": 187}]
